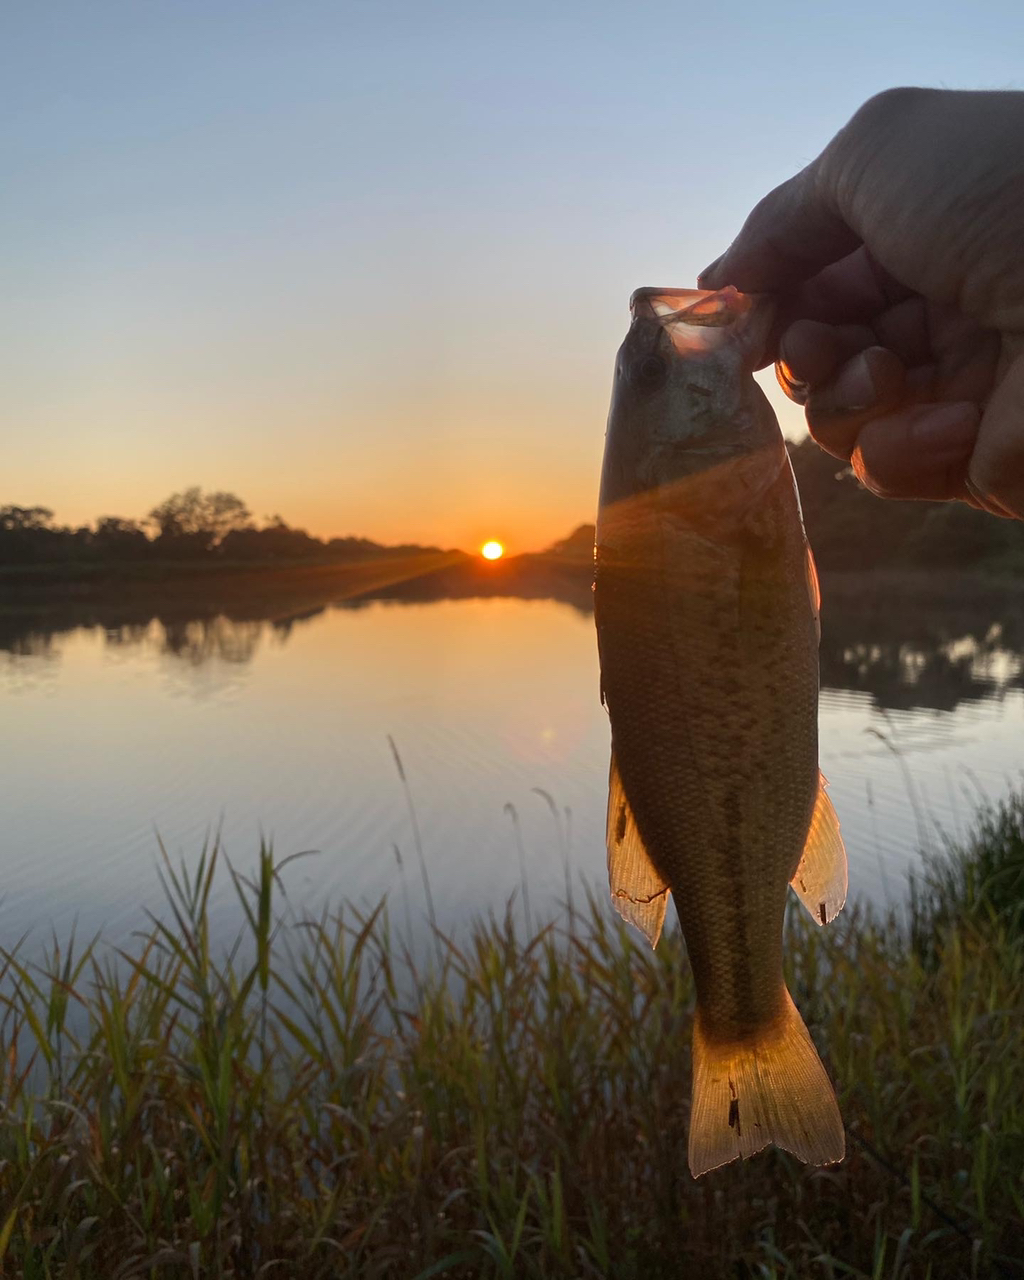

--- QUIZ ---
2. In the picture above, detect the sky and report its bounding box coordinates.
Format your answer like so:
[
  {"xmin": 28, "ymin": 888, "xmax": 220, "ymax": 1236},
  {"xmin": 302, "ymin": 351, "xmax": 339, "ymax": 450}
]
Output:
[{"xmin": 3, "ymin": 1, "xmax": 1023, "ymax": 553}]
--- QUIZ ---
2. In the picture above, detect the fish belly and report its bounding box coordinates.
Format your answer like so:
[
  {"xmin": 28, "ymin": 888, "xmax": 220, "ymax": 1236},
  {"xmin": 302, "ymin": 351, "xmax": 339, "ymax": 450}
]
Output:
[{"xmin": 596, "ymin": 463, "xmax": 818, "ymax": 1040}]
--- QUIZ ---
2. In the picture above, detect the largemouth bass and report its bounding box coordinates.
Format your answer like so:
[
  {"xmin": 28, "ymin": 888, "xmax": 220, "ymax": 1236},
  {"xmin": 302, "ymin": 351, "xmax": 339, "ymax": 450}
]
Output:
[{"xmin": 594, "ymin": 285, "xmax": 847, "ymax": 1178}]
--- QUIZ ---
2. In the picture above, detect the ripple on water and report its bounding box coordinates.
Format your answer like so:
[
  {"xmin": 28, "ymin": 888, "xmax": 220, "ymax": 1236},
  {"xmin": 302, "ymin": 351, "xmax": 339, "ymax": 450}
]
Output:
[{"xmin": 1, "ymin": 598, "xmax": 1023, "ymax": 947}]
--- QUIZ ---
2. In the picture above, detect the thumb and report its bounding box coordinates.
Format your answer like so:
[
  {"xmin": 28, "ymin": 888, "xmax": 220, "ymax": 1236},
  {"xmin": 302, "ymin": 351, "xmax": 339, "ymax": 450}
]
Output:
[{"xmin": 699, "ymin": 161, "xmax": 860, "ymax": 294}]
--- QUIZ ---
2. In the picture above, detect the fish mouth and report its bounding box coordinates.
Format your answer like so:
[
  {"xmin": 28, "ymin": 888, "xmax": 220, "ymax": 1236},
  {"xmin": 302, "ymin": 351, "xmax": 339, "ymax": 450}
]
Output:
[
  {"xmin": 630, "ymin": 286, "xmax": 752, "ymax": 324},
  {"xmin": 629, "ymin": 286, "xmax": 770, "ymax": 362}
]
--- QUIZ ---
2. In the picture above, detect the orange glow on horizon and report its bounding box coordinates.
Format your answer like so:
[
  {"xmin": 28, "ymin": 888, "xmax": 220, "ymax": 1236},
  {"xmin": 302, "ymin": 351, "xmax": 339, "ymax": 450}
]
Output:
[{"xmin": 481, "ymin": 540, "xmax": 504, "ymax": 561}]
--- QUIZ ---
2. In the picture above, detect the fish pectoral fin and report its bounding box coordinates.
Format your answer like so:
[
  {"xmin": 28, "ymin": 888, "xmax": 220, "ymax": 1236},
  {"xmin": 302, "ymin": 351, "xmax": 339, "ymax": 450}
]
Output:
[
  {"xmin": 790, "ymin": 771, "xmax": 847, "ymax": 926},
  {"xmin": 688, "ymin": 988, "xmax": 845, "ymax": 1177},
  {"xmin": 805, "ymin": 540, "xmax": 821, "ymax": 642},
  {"xmin": 606, "ymin": 749, "xmax": 669, "ymax": 948}
]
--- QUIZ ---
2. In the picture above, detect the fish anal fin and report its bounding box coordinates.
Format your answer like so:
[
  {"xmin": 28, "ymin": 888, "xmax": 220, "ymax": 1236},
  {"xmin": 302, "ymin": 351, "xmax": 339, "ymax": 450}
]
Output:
[
  {"xmin": 791, "ymin": 770, "xmax": 847, "ymax": 926},
  {"xmin": 689, "ymin": 989, "xmax": 845, "ymax": 1177},
  {"xmin": 606, "ymin": 750, "xmax": 669, "ymax": 948}
]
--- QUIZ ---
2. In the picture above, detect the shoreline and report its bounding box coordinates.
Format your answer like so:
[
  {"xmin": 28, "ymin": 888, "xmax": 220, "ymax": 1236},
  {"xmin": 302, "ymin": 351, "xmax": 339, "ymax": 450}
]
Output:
[{"xmin": 3, "ymin": 555, "xmax": 1023, "ymax": 622}]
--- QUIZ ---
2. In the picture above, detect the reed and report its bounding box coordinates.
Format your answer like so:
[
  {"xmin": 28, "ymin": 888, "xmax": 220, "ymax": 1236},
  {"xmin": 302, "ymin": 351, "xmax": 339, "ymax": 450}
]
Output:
[{"xmin": 1, "ymin": 800, "xmax": 1022, "ymax": 1278}]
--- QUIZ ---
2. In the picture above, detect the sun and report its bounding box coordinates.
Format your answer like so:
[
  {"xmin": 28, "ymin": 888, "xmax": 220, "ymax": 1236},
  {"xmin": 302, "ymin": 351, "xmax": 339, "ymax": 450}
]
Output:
[{"xmin": 481, "ymin": 540, "xmax": 504, "ymax": 561}]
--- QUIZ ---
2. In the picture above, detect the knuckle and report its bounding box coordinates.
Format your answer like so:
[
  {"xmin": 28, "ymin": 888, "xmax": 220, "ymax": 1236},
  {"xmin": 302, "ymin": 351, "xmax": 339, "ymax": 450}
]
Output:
[{"xmin": 847, "ymin": 86, "xmax": 935, "ymax": 141}]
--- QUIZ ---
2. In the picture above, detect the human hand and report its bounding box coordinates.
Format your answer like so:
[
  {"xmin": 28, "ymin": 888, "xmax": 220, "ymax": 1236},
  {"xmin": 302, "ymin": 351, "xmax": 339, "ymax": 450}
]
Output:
[{"xmin": 698, "ymin": 88, "xmax": 1024, "ymax": 518}]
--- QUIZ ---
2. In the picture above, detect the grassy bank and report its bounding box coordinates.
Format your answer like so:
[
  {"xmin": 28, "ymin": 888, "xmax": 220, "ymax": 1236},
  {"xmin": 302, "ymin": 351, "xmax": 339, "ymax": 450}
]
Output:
[{"xmin": 2, "ymin": 807, "xmax": 1023, "ymax": 1279}]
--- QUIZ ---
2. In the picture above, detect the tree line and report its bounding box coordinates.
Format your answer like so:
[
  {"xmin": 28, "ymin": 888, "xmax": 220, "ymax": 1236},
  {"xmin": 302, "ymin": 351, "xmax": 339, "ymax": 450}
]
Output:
[
  {"xmin": 547, "ymin": 438, "xmax": 1024, "ymax": 573},
  {"xmin": 788, "ymin": 436, "xmax": 1024, "ymax": 571},
  {"xmin": 0, "ymin": 487, "xmax": 438, "ymax": 567},
  {"xmin": 5, "ymin": 444, "xmax": 1024, "ymax": 572}
]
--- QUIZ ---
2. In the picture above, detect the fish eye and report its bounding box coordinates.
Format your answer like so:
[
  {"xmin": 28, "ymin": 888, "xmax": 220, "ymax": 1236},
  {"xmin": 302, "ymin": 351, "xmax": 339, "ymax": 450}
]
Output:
[{"xmin": 629, "ymin": 354, "xmax": 668, "ymax": 390}]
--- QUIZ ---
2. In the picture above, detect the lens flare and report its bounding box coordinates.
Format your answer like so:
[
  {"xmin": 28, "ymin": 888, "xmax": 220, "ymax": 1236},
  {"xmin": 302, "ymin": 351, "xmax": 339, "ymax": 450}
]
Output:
[{"xmin": 481, "ymin": 541, "xmax": 504, "ymax": 560}]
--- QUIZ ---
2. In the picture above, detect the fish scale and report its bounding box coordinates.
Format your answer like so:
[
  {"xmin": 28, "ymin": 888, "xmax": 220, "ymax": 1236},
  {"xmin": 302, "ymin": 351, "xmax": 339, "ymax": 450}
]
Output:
[{"xmin": 595, "ymin": 285, "xmax": 848, "ymax": 1175}]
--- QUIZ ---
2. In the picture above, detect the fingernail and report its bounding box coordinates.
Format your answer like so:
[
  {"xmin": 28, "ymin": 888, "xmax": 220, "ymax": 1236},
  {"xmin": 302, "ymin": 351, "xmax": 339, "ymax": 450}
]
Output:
[
  {"xmin": 830, "ymin": 349, "xmax": 880, "ymax": 412},
  {"xmin": 909, "ymin": 402, "xmax": 979, "ymax": 451},
  {"xmin": 775, "ymin": 359, "xmax": 810, "ymax": 405},
  {"xmin": 697, "ymin": 255, "xmax": 724, "ymax": 288}
]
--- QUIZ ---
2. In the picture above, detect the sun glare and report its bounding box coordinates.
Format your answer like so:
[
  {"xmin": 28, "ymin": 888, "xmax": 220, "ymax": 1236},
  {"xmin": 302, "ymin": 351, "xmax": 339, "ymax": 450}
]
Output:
[{"xmin": 481, "ymin": 540, "xmax": 504, "ymax": 561}]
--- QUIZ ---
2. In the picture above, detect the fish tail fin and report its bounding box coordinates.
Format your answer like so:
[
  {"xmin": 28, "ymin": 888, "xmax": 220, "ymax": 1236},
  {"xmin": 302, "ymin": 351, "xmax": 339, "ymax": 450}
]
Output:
[{"xmin": 688, "ymin": 988, "xmax": 844, "ymax": 1178}]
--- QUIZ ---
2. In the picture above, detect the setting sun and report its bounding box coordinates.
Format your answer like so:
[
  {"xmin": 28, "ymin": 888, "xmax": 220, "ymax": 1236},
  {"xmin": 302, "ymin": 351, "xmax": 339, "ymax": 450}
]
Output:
[{"xmin": 481, "ymin": 540, "xmax": 504, "ymax": 561}]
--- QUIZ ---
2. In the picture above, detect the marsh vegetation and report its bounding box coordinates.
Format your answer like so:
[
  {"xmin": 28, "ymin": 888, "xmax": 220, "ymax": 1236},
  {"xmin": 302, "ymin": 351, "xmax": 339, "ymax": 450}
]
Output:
[{"xmin": 1, "ymin": 793, "xmax": 1022, "ymax": 1278}]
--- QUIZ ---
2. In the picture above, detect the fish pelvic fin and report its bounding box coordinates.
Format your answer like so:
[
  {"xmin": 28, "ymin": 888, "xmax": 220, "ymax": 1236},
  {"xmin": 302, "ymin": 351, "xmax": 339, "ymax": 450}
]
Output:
[
  {"xmin": 791, "ymin": 771, "xmax": 848, "ymax": 926},
  {"xmin": 688, "ymin": 989, "xmax": 845, "ymax": 1178},
  {"xmin": 606, "ymin": 749, "xmax": 669, "ymax": 948}
]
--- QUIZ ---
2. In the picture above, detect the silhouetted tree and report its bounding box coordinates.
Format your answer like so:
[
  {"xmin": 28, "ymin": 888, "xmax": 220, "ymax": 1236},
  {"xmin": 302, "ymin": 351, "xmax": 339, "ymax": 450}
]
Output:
[
  {"xmin": 93, "ymin": 517, "xmax": 150, "ymax": 560},
  {"xmin": 147, "ymin": 488, "xmax": 251, "ymax": 553},
  {"xmin": 545, "ymin": 524, "xmax": 595, "ymax": 563},
  {"xmin": 0, "ymin": 505, "xmax": 55, "ymax": 532},
  {"xmin": 220, "ymin": 521, "xmax": 323, "ymax": 560},
  {"xmin": 787, "ymin": 436, "xmax": 1024, "ymax": 570},
  {"xmin": 901, "ymin": 502, "xmax": 1020, "ymax": 568},
  {"xmin": 0, "ymin": 505, "xmax": 64, "ymax": 563}
]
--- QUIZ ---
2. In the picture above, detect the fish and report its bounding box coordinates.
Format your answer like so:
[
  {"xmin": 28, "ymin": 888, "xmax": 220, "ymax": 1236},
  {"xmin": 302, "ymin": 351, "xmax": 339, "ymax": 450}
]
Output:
[{"xmin": 594, "ymin": 285, "xmax": 847, "ymax": 1178}]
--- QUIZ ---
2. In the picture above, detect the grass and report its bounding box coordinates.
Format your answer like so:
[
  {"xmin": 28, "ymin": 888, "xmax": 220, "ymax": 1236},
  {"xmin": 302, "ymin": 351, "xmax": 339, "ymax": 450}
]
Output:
[{"xmin": 1, "ymin": 806, "xmax": 1023, "ymax": 1279}]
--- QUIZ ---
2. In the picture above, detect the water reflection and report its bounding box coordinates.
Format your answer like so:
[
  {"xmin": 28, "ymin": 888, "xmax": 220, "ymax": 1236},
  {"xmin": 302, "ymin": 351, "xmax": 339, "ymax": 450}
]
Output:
[
  {"xmin": 3, "ymin": 577, "xmax": 1024, "ymax": 948},
  {"xmin": 4, "ymin": 568, "xmax": 1024, "ymax": 712},
  {"xmin": 1, "ymin": 609, "xmax": 310, "ymax": 669},
  {"xmin": 818, "ymin": 577, "xmax": 1024, "ymax": 711},
  {"xmin": 821, "ymin": 639, "xmax": 1009, "ymax": 712}
]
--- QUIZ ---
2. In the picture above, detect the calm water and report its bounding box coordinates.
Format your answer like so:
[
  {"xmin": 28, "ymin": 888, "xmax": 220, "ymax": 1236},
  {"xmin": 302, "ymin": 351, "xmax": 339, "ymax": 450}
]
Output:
[{"xmin": 2, "ymin": 582, "xmax": 1023, "ymax": 947}]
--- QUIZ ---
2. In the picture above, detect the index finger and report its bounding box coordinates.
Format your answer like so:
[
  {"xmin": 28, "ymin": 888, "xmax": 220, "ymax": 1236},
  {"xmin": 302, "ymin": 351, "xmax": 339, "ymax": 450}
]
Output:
[{"xmin": 698, "ymin": 162, "xmax": 860, "ymax": 295}]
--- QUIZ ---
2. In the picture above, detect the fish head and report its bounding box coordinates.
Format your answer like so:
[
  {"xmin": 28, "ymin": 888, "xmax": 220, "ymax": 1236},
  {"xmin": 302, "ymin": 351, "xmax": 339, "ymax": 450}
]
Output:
[
  {"xmin": 627, "ymin": 285, "xmax": 772, "ymax": 364},
  {"xmin": 600, "ymin": 286, "xmax": 784, "ymax": 533}
]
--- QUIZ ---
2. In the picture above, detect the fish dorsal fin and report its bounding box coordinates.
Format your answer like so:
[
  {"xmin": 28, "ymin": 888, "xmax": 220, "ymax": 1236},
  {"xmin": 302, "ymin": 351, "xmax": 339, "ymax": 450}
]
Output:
[
  {"xmin": 607, "ymin": 750, "xmax": 669, "ymax": 947},
  {"xmin": 791, "ymin": 772, "xmax": 847, "ymax": 926},
  {"xmin": 805, "ymin": 540, "xmax": 821, "ymax": 642}
]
